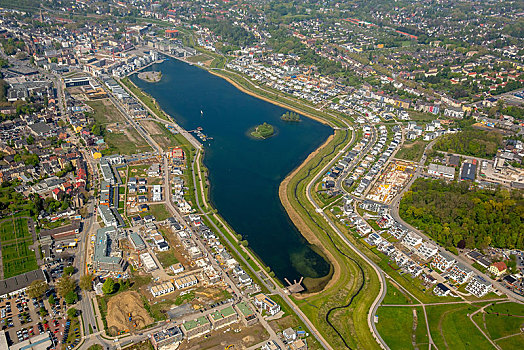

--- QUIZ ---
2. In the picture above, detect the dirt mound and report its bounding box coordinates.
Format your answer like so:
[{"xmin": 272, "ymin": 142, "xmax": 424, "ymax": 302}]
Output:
[{"xmin": 106, "ymin": 291, "xmax": 153, "ymax": 334}]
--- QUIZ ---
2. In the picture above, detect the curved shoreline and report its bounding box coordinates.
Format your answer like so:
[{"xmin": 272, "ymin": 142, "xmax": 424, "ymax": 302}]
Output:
[{"xmin": 278, "ymin": 133, "xmax": 342, "ymax": 297}]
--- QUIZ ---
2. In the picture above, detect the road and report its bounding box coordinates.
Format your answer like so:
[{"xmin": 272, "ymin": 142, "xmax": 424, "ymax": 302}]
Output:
[{"xmin": 302, "ymin": 119, "xmax": 388, "ymax": 349}]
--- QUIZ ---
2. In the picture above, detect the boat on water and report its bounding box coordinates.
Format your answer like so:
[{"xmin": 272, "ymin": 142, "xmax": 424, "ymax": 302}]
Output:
[{"xmin": 201, "ymin": 110, "xmax": 203, "ymax": 116}]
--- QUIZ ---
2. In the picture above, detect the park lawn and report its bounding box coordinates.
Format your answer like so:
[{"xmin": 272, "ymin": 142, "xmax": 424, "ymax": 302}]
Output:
[
  {"xmin": 486, "ymin": 302, "xmax": 524, "ymax": 316},
  {"xmin": 156, "ymin": 251, "xmax": 179, "ymax": 268},
  {"xmin": 484, "ymin": 313, "xmax": 524, "ymax": 340},
  {"xmin": 376, "ymin": 306, "xmax": 415, "ymax": 349},
  {"xmin": 147, "ymin": 204, "xmax": 171, "ymax": 221},
  {"xmin": 382, "ymin": 280, "xmax": 413, "ymax": 305},
  {"xmin": 426, "ymin": 304, "xmax": 491, "ymax": 349},
  {"xmin": 395, "ymin": 140, "xmax": 428, "ymax": 162},
  {"xmin": 496, "ymin": 333, "xmax": 524, "ymax": 349}
]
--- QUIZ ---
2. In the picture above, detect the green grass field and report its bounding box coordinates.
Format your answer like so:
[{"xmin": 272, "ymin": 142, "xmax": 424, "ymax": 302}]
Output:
[
  {"xmin": 2, "ymin": 241, "xmax": 38, "ymax": 278},
  {"xmin": 376, "ymin": 307, "xmax": 414, "ymax": 348},
  {"xmin": 0, "ymin": 217, "xmax": 30, "ymax": 242},
  {"xmin": 146, "ymin": 204, "xmax": 171, "ymax": 221},
  {"xmin": 426, "ymin": 304, "xmax": 492, "ymax": 349},
  {"xmin": 395, "ymin": 140, "xmax": 428, "ymax": 162},
  {"xmin": 382, "ymin": 280, "xmax": 413, "ymax": 305},
  {"xmin": 0, "ymin": 217, "xmax": 37, "ymax": 278},
  {"xmin": 155, "ymin": 251, "xmax": 179, "ymax": 268}
]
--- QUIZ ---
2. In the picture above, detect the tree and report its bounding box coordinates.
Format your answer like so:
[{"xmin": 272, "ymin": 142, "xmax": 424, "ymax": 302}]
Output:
[
  {"xmin": 56, "ymin": 276, "xmax": 75, "ymax": 299},
  {"xmin": 26, "ymin": 280, "xmax": 48, "ymax": 300},
  {"xmin": 67, "ymin": 307, "xmax": 78, "ymax": 318},
  {"xmin": 102, "ymin": 278, "xmax": 115, "ymax": 295},
  {"xmin": 63, "ymin": 266, "xmax": 75, "ymax": 276},
  {"xmin": 79, "ymin": 274, "xmax": 94, "ymax": 291},
  {"xmin": 64, "ymin": 291, "xmax": 78, "ymax": 305},
  {"xmin": 39, "ymin": 307, "xmax": 48, "ymax": 317},
  {"xmin": 48, "ymin": 295, "xmax": 56, "ymax": 305}
]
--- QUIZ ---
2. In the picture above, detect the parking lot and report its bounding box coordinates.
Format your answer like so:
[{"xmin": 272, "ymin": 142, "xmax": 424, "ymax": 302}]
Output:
[{"xmin": 0, "ymin": 290, "xmax": 68, "ymax": 346}]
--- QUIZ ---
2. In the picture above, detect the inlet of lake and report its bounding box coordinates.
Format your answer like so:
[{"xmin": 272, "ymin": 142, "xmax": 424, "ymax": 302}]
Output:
[{"xmin": 130, "ymin": 58, "xmax": 332, "ymax": 287}]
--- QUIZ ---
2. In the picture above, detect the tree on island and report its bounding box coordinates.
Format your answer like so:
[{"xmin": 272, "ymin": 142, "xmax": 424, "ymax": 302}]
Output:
[
  {"xmin": 250, "ymin": 122, "xmax": 275, "ymax": 139},
  {"xmin": 281, "ymin": 111, "xmax": 301, "ymax": 122}
]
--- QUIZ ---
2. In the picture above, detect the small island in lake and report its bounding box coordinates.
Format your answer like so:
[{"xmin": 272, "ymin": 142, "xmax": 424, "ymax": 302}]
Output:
[
  {"xmin": 250, "ymin": 122, "xmax": 275, "ymax": 139},
  {"xmin": 280, "ymin": 111, "xmax": 301, "ymax": 122},
  {"xmin": 138, "ymin": 71, "xmax": 162, "ymax": 83}
]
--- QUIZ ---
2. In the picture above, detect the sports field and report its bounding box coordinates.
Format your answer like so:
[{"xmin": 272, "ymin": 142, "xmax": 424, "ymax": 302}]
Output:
[{"xmin": 0, "ymin": 216, "xmax": 37, "ymax": 278}]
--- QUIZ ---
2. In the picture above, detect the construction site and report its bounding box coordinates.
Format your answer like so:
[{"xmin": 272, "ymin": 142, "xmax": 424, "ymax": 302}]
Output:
[{"xmin": 366, "ymin": 160, "xmax": 416, "ymax": 204}]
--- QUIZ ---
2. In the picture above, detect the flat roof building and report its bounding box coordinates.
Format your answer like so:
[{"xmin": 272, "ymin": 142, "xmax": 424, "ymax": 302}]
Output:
[
  {"xmin": 150, "ymin": 282, "xmax": 175, "ymax": 298},
  {"xmin": 254, "ymin": 294, "xmax": 280, "ymax": 316},
  {"xmin": 461, "ymin": 162, "xmax": 477, "ymax": 181},
  {"xmin": 151, "ymin": 326, "xmax": 183, "ymax": 349},
  {"xmin": 129, "ymin": 232, "xmax": 146, "ymax": 251},
  {"xmin": 209, "ymin": 306, "xmax": 238, "ymax": 329},
  {"xmin": 0, "ymin": 269, "xmax": 47, "ymax": 299},
  {"xmin": 235, "ymin": 301, "xmax": 258, "ymax": 326},
  {"xmin": 93, "ymin": 227, "xmax": 126, "ymax": 272},
  {"xmin": 182, "ymin": 316, "xmax": 211, "ymax": 339},
  {"xmin": 428, "ymin": 163, "xmax": 455, "ymax": 179}
]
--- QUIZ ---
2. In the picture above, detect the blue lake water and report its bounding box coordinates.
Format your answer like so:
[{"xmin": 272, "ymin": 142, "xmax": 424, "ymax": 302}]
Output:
[{"xmin": 131, "ymin": 59, "xmax": 332, "ymax": 284}]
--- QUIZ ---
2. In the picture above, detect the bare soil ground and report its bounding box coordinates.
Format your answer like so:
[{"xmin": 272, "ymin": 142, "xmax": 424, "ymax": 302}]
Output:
[
  {"xmin": 178, "ymin": 323, "xmax": 268, "ymax": 350},
  {"xmin": 140, "ymin": 120, "xmax": 178, "ymax": 150},
  {"xmin": 106, "ymin": 291, "xmax": 153, "ymax": 333}
]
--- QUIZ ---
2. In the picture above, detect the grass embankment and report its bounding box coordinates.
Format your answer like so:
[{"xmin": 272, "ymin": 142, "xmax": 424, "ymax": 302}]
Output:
[{"xmin": 282, "ymin": 129, "xmax": 381, "ymax": 349}]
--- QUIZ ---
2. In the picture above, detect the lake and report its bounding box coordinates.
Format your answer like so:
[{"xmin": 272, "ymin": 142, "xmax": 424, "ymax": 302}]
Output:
[{"xmin": 130, "ymin": 59, "xmax": 332, "ymax": 285}]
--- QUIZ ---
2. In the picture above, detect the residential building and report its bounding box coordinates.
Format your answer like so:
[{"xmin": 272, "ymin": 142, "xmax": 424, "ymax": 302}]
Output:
[
  {"xmin": 140, "ymin": 252, "xmax": 158, "ymax": 272},
  {"xmin": 466, "ymin": 276, "xmax": 492, "ymax": 298},
  {"xmin": 174, "ymin": 275, "xmax": 198, "ymax": 289},
  {"xmin": 150, "ymin": 282, "xmax": 175, "ymax": 297},
  {"xmin": 181, "ymin": 316, "xmax": 211, "ymax": 339},
  {"xmin": 261, "ymin": 341, "xmax": 281, "ymax": 350},
  {"xmin": 432, "ymin": 251, "xmax": 456, "ymax": 272},
  {"xmin": 449, "ymin": 263, "xmax": 474, "ymax": 284},
  {"xmin": 434, "ymin": 283, "xmax": 451, "ymax": 297},
  {"xmin": 489, "ymin": 262, "xmax": 507, "ymax": 276},
  {"xmin": 402, "ymin": 232, "xmax": 423, "ymax": 249},
  {"xmin": 129, "ymin": 232, "xmax": 146, "ymax": 251},
  {"xmin": 254, "ymin": 294, "xmax": 281, "ymax": 316},
  {"xmin": 151, "ymin": 326, "xmax": 183, "ymax": 349},
  {"xmin": 235, "ymin": 302, "xmax": 258, "ymax": 326},
  {"xmin": 416, "ymin": 242, "xmax": 439, "ymax": 260},
  {"xmin": 209, "ymin": 306, "xmax": 238, "ymax": 329},
  {"xmin": 93, "ymin": 227, "xmax": 126, "ymax": 272}
]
